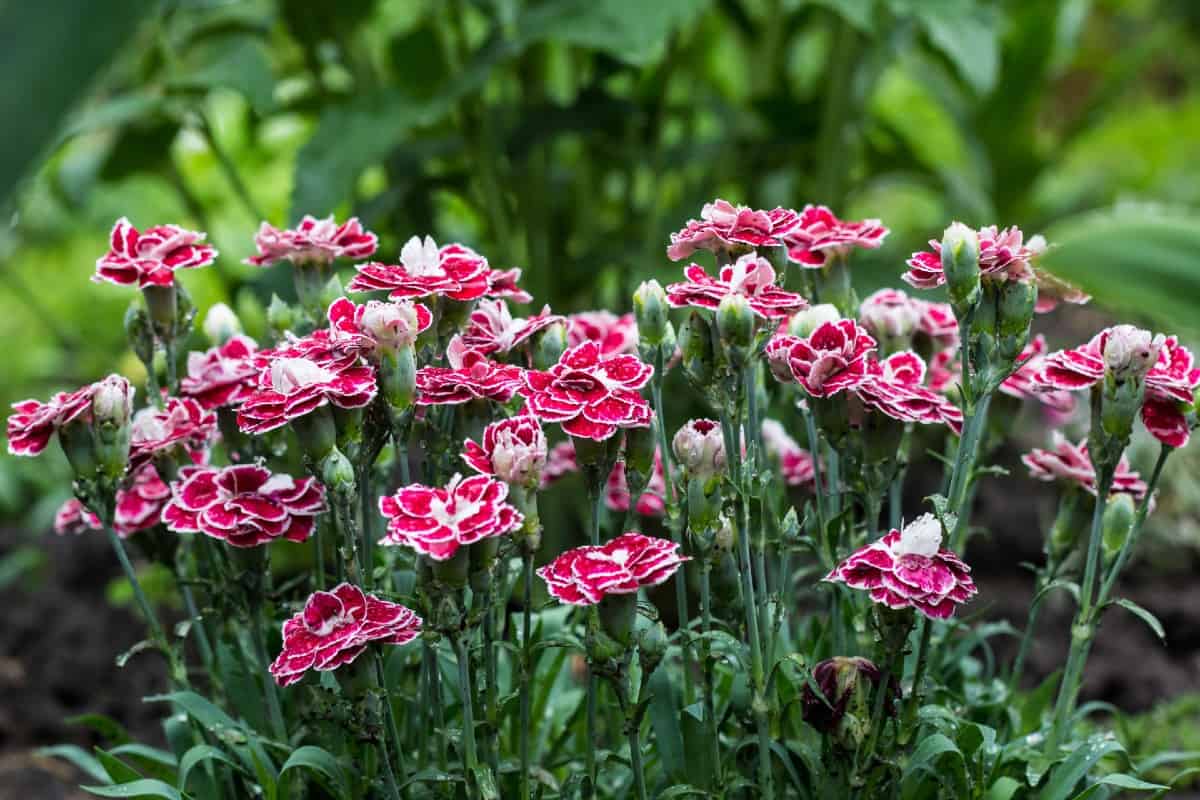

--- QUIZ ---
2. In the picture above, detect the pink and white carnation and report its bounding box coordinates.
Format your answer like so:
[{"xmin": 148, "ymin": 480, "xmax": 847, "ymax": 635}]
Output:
[
  {"xmin": 462, "ymin": 414, "xmax": 548, "ymax": 488},
  {"xmin": 605, "ymin": 452, "xmax": 667, "ymax": 518},
  {"xmin": 902, "ymin": 224, "xmax": 1035, "ymax": 290},
  {"xmin": 163, "ymin": 464, "xmax": 326, "ymax": 547},
  {"xmin": 666, "ymin": 253, "xmax": 808, "ymax": 318},
  {"xmin": 667, "ymin": 199, "xmax": 799, "ymax": 261},
  {"xmin": 855, "ymin": 352, "xmax": 964, "ymax": 432},
  {"xmin": 461, "ymin": 300, "xmax": 565, "ymax": 356},
  {"xmin": 53, "ymin": 463, "xmax": 171, "ymax": 537},
  {"xmin": 825, "ymin": 513, "xmax": 977, "ymax": 619},
  {"xmin": 93, "ymin": 217, "xmax": 217, "ymax": 288},
  {"xmin": 245, "ymin": 215, "xmax": 377, "ymax": 267},
  {"xmin": 997, "ymin": 335, "xmax": 1075, "ymax": 413},
  {"xmin": 484, "ymin": 267, "xmax": 533, "ymax": 304},
  {"xmin": 567, "ymin": 311, "xmax": 639, "ymax": 356},
  {"xmin": 914, "ymin": 300, "xmax": 959, "ymax": 348},
  {"xmin": 1034, "ymin": 326, "xmax": 1200, "ymax": 448},
  {"xmin": 521, "ymin": 341, "xmax": 653, "ymax": 441},
  {"xmin": 761, "ymin": 419, "xmax": 816, "ymax": 487},
  {"xmin": 7, "ymin": 383, "xmax": 97, "ymax": 456},
  {"xmin": 54, "ymin": 498, "xmax": 103, "ymax": 536},
  {"xmin": 1022, "ymin": 432, "xmax": 1149, "ymax": 501},
  {"xmin": 378, "ymin": 473, "xmax": 523, "ymax": 561},
  {"xmin": 348, "ymin": 235, "xmax": 491, "ymax": 302},
  {"xmin": 180, "ymin": 335, "xmax": 260, "ymax": 410},
  {"xmin": 765, "ymin": 319, "xmax": 877, "ymax": 398},
  {"xmin": 858, "ymin": 289, "xmax": 921, "ymax": 341},
  {"xmin": 326, "ymin": 297, "xmax": 432, "ymax": 357},
  {"xmin": 541, "ymin": 441, "xmax": 580, "ymax": 487},
  {"xmin": 416, "ymin": 336, "xmax": 525, "ymax": 406},
  {"xmin": 238, "ymin": 352, "xmax": 377, "ymax": 435},
  {"xmin": 128, "ymin": 397, "xmax": 217, "ymax": 470},
  {"xmin": 782, "ymin": 204, "xmax": 888, "ymax": 267},
  {"xmin": 537, "ymin": 532, "xmax": 687, "ymax": 605},
  {"xmin": 269, "ymin": 583, "xmax": 421, "ymax": 687}
]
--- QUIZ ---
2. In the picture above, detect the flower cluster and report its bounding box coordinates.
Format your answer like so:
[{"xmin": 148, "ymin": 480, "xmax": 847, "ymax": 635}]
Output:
[
  {"xmin": 1023, "ymin": 433, "xmax": 1148, "ymax": 501},
  {"xmin": 522, "ymin": 341, "xmax": 653, "ymax": 441},
  {"xmin": 378, "ymin": 473, "xmax": 523, "ymax": 561},
  {"xmin": 537, "ymin": 532, "xmax": 687, "ymax": 605}
]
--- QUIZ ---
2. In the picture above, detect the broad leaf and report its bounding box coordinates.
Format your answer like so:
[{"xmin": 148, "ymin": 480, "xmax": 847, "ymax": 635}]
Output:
[{"xmin": 82, "ymin": 779, "xmax": 189, "ymax": 799}]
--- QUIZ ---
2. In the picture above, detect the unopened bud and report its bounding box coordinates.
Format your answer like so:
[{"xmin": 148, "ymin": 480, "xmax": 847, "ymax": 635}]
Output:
[
  {"xmin": 788, "ymin": 304, "xmax": 841, "ymax": 338},
  {"xmin": 202, "ymin": 302, "xmax": 242, "ymax": 346},
  {"xmin": 532, "ymin": 322, "xmax": 568, "ymax": 371},
  {"xmin": 802, "ymin": 656, "xmax": 897, "ymax": 748},
  {"xmin": 1101, "ymin": 491, "xmax": 1137, "ymax": 566},
  {"xmin": 91, "ymin": 375, "xmax": 134, "ymax": 479},
  {"xmin": 624, "ymin": 424, "xmax": 656, "ymax": 481},
  {"xmin": 672, "ymin": 419, "xmax": 725, "ymax": 479},
  {"xmin": 320, "ymin": 446, "xmax": 356, "ymax": 496},
  {"xmin": 362, "ymin": 300, "xmax": 424, "ymax": 352},
  {"xmin": 678, "ymin": 310, "xmax": 717, "ymax": 392},
  {"xmin": 859, "ymin": 289, "xmax": 918, "ymax": 349},
  {"xmin": 633, "ymin": 280, "xmax": 670, "ymax": 347},
  {"xmin": 717, "ymin": 294, "xmax": 755, "ymax": 367},
  {"xmin": 637, "ymin": 621, "xmax": 668, "ymax": 672},
  {"xmin": 142, "ymin": 284, "xmax": 178, "ymax": 336},
  {"xmin": 941, "ymin": 222, "xmax": 980, "ymax": 318},
  {"xmin": 1103, "ymin": 325, "xmax": 1163, "ymax": 383},
  {"xmin": 124, "ymin": 305, "xmax": 155, "ymax": 367},
  {"xmin": 996, "ymin": 280, "xmax": 1036, "ymax": 372},
  {"xmin": 266, "ymin": 294, "xmax": 297, "ymax": 337}
]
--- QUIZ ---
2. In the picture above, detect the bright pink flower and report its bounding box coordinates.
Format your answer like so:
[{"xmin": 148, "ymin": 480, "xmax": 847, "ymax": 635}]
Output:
[
  {"xmin": 7, "ymin": 384, "xmax": 95, "ymax": 456},
  {"xmin": 522, "ymin": 341, "xmax": 653, "ymax": 441},
  {"xmin": 667, "ymin": 199, "xmax": 799, "ymax": 261},
  {"xmin": 348, "ymin": 235, "xmax": 490, "ymax": 301},
  {"xmin": 914, "ymin": 300, "xmax": 959, "ymax": 347},
  {"xmin": 902, "ymin": 224, "xmax": 1035, "ymax": 290},
  {"xmin": 128, "ymin": 397, "xmax": 217, "ymax": 471},
  {"xmin": 928, "ymin": 349, "xmax": 960, "ymax": 395},
  {"xmin": 238, "ymin": 351, "xmax": 377, "ymax": 435},
  {"xmin": 93, "ymin": 218, "xmax": 216, "ymax": 288},
  {"xmin": 605, "ymin": 452, "xmax": 667, "ymax": 517},
  {"xmin": 462, "ymin": 414, "xmax": 548, "ymax": 487},
  {"xmin": 537, "ymin": 532, "xmax": 687, "ymax": 605},
  {"xmin": 826, "ymin": 514, "xmax": 977, "ymax": 619},
  {"xmin": 180, "ymin": 335, "xmax": 260, "ymax": 410},
  {"xmin": 378, "ymin": 473, "xmax": 523, "ymax": 561},
  {"xmin": 1022, "ymin": 432, "xmax": 1148, "ymax": 501},
  {"xmin": 116, "ymin": 464, "xmax": 172, "ymax": 534},
  {"xmin": 567, "ymin": 311, "xmax": 639, "ymax": 356},
  {"xmin": 269, "ymin": 583, "xmax": 421, "ymax": 687},
  {"xmin": 485, "ymin": 268, "xmax": 533, "ymax": 304},
  {"xmin": 541, "ymin": 441, "xmax": 580, "ymax": 487},
  {"xmin": 761, "ymin": 419, "xmax": 816, "ymax": 487},
  {"xmin": 782, "ymin": 204, "xmax": 888, "ymax": 267},
  {"xmin": 163, "ymin": 464, "xmax": 325, "ymax": 547},
  {"xmin": 667, "ymin": 254, "xmax": 808, "ymax": 319},
  {"xmin": 997, "ymin": 335, "xmax": 1075, "ymax": 413},
  {"xmin": 462, "ymin": 300, "xmax": 565, "ymax": 356},
  {"xmin": 765, "ymin": 319, "xmax": 877, "ymax": 398},
  {"xmin": 416, "ymin": 336, "xmax": 525, "ymax": 406},
  {"xmin": 858, "ymin": 288, "xmax": 921, "ymax": 340},
  {"xmin": 54, "ymin": 499, "xmax": 102, "ymax": 535},
  {"xmin": 1035, "ymin": 328, "xmax": 1200, "ymax": 448},
  {"xmin": 326, "ymin": 297, "xmax": 432, "ymax": 356},
  {"xmin": 245, "ymin": 215, "xmax": 377, "ymax": 267},
  {"xmin": 855, "ymin": 352, "xmax": 964, "ymax": 432}
]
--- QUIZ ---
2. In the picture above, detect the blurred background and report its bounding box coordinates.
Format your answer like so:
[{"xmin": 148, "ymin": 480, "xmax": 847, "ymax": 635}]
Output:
[{"xmin": 3, "ymin": 0, "xmax": 1200, "ymax": 795}]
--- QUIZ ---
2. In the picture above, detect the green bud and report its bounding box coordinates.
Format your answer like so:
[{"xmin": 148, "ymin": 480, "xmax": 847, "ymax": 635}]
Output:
[
  {"xmin": 1048, "ymin": 490, "xmax": 1090, "ymax": 561},
  {"xmin": 124, "ymin": 305, "xmax": 155, "ymax": 368},
  {"xmin": 380, "ymin": 346, "xmax": 418, "ymax": 413},
  {"xmin": 996, "ymin": 279, "xmax": 1036, "ymax": 373},
  {"xmin": 637, "ymin": 621, "xmax": 668, "ymax": 672},
  {"xmin": 625, "ymin": 424, "xmax": 656, "ymax": 481},
  {"xmin": 1101, "ymin": 492, "xmax": 1137, "ymax": 567},
  {"xmin": 597, "ymin": 591, "xmax": 638, "ymax": 646},
  {"xmin": 141, "ymin": 284, "xmax": 177, "ymax": 336},
  {"xmin": 532, "ymin": 321, "xmax": 568, "ymax": 370},
  {"xmin": 716, "ymin": 294, "xmax": 755, "ymax": 368},
  {"xmin": 687, "ymin": 476, "xmax": 723, "ymax": 536},
  {"xmin": 633, "ymin": 280, "xmax": 670, "ymax": 347},
  {"xmin": 678, "ymin": 310, "xmax": 718, "ymax": 393},
  {"xmin": 202, "ymin": 302, "xmax": 242, "ymax": 346},
  {"xmin": 320, "ymin": 446, "xmax": 357, "ymax": 496},
  {"xmin": 266, "ymin": 294, "xmax": 297, "ymax": 338},
  {"xmin": 788, "ymin": 304, "xmax": 841, "ymax": 338},
  {"xmin": 940, "ymin": 222, "xmax": 981, "ymax": 318},
  {"xmin": 319, "ymin": 273, "xmax": 345, "ymax": 312}
]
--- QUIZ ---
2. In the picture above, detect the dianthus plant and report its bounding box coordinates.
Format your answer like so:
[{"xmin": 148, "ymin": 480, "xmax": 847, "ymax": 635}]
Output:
[{"xmin": 16, "ymin": 206, "xmax": 1197, "ymax": 800}]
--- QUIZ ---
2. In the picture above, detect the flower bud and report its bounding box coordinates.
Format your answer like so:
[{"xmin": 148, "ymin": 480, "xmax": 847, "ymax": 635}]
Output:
[
  {"xmin": 1103, "ymin": 325, "xmax": 1163, "ymax": 383},
  {"xmin": 124, "ymin": 305, "xmax": 155, "ymax": 368},
  {"xmin": 380, "ymin": 346, "xmax": 417, "ymax": 413},
  {"xmin": 532, "ymin": 322, "xmax": 568, "ymax": 371},
  {"xmin": 320, "ymin": 446, "xmax": 357, "ymax": 497},
  {"xmin": 716, "ymin": 294, "xmax": 755, "ymax": 368},
  {"xmin": 1048, "ymin": 491, "xmax": 1090, "ymax": 561},
  {"xmin": 859, "ymin": 289, "xmax": 918, "ymax": 352},
  {"xmin": 637, "ymin": 620, "xmax": 668, "ymax": 673},
  {"xmin": 91, "ymin": 375, "xmax": 133, "ymax": 480},
  {"xmin": 940, "ymin": 222, "xmax": 981, "ymax": 318},
  {"xmin": 202, "ymin": 302, "xmax": 242, "ymax": 346},
  {"xmin": 597, "ymin": 591, "xmax": 638, "ymax": 647},
  {"xmin": 802, "ymin": 657, "xmax": 897, "ymax": 747},
  {"xmin": 678, "ymin": 310, "xmax": 718, "ymax": 393},
  {"xmin": 491, "ymin": 420, "xmax": 548, "ymax": 488},
  {"xmin": 687, "ymin": 476, "xmax": 724, "ymax": 538},
  {"xmin": 142, "ymin": 284, "xmax": 177, "ymax": 336},
  {"xmin": 633, "ymin": 280, "xmax": 670, "ymax": 347},
  {"xmin": 996, "ymin": 279, "xmax": 1036, "ymax": 371},
  {"xmin": 1101, "ymin": 491, "xmax": 1137, "ymax": 566},
  {"xmin": 266, "ymin": 294, "xmax": 297, "ymax": 337},
  {"xmin": 672, "ymin": 419, "xmax": 725, "ymax": 479},
  {"xmin": 788, "ymin": 304, "xmax": 841, "ymax": 338},
  {"xmin": 624, "ymin": 424, "xmax": 657, "ymax": 483},
  {"xmin": 362, "ymin": 301, "xmax": 424, "ymax": 352}
]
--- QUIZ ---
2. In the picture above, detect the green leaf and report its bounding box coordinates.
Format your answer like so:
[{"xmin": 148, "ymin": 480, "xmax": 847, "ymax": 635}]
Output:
[
  {"xmin": 108, "ymin": 745, "xmax": 179, "ymax": 783},
  {"xmin": 658, "ymin": 786, "xmax": 713, "ymax": 799},
  {"xmin": 1037, "ymin": 734, "xmax": 1126, "ymax": 800},
  {"xmin": 168, "ymin": 34, "xmax": 274, "ymax": 115},
  {"xmin": 177, "ymin": 744, "xmax": 244, "ymax": 791},
  {"xmin": 647, "ymin": 665, "xmax": 686, "ymax": 782},
  {"xmin": 58, "ymin": 93, "xmax": 167, "ymax": 144},
  {"xmin": 279, "ymin": 746, "xmax": 350, "ymax": 799},
  {"xmin": 82, "ymin": 779, "xmax": 188, "ymax": 799},
  {"xmin": 806, "ymin": 0, "xmax": 875, "ymax": 33},
  {"xmin": 1040, "ymin": 210, "xmax": 1200, "ymax": 335},
  {"xmin": 95, "ymin": 749, "xmax": 144, "ymax": 784},
  {"xmin": 902, "ymin": 733, "xmax": 968, "ymax": 799},
  {"xmin": 37, "ymin": 745, "xmax": 111, "ymax": 784},
  {"xmin": 987, "ymin": 776, "xmax": 1022, "ymax": 800},
  {"xmin": 519, "ymin": 0, "xmax": 710, "ymax": 66},
  {"xmin": 66, "ymin": 713, "xmax": 133, "ymax": 746},
  {"xmin": 1106, "ymin": 598, "xmax": 1166, "ymax": 642}
]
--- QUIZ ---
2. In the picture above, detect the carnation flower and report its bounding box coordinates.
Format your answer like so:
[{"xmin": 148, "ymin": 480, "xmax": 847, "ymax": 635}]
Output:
[
  {"xmin": 269, "ymin": 583, "xmax": 421, "ymax": 687},
  {"xmin": 238, "ymin": 352, "xmax": 377, "ymax": 435},
  {"xmin": 761, "ymin": 419, "xmax": 816, "ymax": 487},
  {"xmin": 666, "ymin": 254, "xmax": 808, "ymax": 318},
  {"xmin": 326, "ymin": 297, "xmax": 432, "ymax": 356},
  {"xmin": 1034, "ymin": 328, "xmax": 1200, "ymax": 447},
  {"xmin": 128, "ymin": 397, "xmax": 217, "ymax": 470},
  {"xmin": 902, "ymin": 224, "xmax": 1035, "ymax": 290},
  {"xmin": 997, "ymin": 335, "xmax": 1075, "ymax": 413},
  {"xmin": 180, "ymin": 335, "xmax": 260, "ymax": 410},
  {"xmin": 802, "ymin": 656, "xmax": 897, "ymax": 736},
  {"xmin": 541, "ymin": 441, "xmax": 580, "ymax": 487},
  {"xmin": 782, "ymin": 204, "xmax": 888, "ymax": 267},
  {"xmin": 765, "ymin": 319, "xmax": 877, "ymax": 398},
  {"xmin": 854, "ymin": 352, "xmax": 964, "ymax": 432},
  {"xmin": 1022, "ymin": 432, "xmax": 1149, "ymax": 501},
  {"xmin": 667, "ymin": 199, "xmax": 799, "ymax": 261},
  {"xmin": 378, "ymin": 473, "xmax": 523, "ymax": 561},
  {"xmin": 522, "ymin": 341, "xmax": 653, "ymax": 441},
  {"xmin": 54, "ymin": 498, "xmax": 102, "ymax": 536},
  {"xmin": 537, "ymin": 532, "xmax": 687, "ymax": 605},
  {"xmin": 53, "ymin": 463, "xmax": 170, "ymax": 537},
  {"xmin": 858, "ymin": 289, "xmax": 921, "ymax": 341},
  {"xmin": 348, "ymin": 235, "xmax": 491, "ymax": 301},
  {"xmin": 825, "ymin": 513, "xmax": 977, "ymax": 619},
  {"xmin": 462, "ymin": 414, "xmax": 548, "ymax": 487},
  {"xmin": 605, "ymin": 452, "xmax": 667, "ymax": 517},
  {"xmin": 245, "ymin": 215, "xmax": 377, "ymax": 267},
  {"xmin": 672, "ymin": 419, "xmax": 725, "ymax": 479},
  {"xmin": 567, "ymin": 311, "xmax": 639, "ymax": 356},
  {"xmin": 914, "ymin": 300, "xmax": 959, "ymax": 347},
  {"xmin": 416, "ymin": 336, "xmax": 525, "ymax": 406},
  {"xmin": 163, "ymin": 464, "xmax": 326, "ymax": 547},
  {"xmin": 93, "ymin": 217, "xmax": 217, "ymax": 288},
  {"xmin": 461, "ymin": 300, "xmax": 565, "ymax": 356},
  {"xmin": 484, "ymin": 267, "xmax": 533, "ymax": 304},
  {"xmin": 8, "ymin": 384, "xmax": 99, "ymax": 456}
]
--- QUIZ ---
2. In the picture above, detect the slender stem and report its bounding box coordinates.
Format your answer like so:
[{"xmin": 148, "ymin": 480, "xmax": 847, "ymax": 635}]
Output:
[
  {"xmin": 426, "ymin": 642, "xmax": 448, "ymax": 770},
  {"xmin": 198, "ymin": 111, "xmax": 265, "ymax": 221},
  {"xmin": 855, "ymin": 661, "xmax": 896, "ymax": 781},
  {"xmin": 452, "ymin": 633, "xmax": 481, "ymax": 793},
  {"xmin": 1097, "ymin": 446, "xmax": 1170, "ymax": 607},
  {"xmin": 699, "ymin": 564, "xmax": 721, "ymax": 781},
  {"xmin": 105, "ymin": 527, "xmax": 173, "ymax": 670},
  {"xmin": 482, "ymin": 578, "xmax": 500, "ymax": 780},
  {"xmin": 802, "ymin": 407, "xmax": 828, "ymax": 537},
  {"xmin": 313, "ymin": 516, "xmax": 327, "ymax": 590},
  {"xmin": 252, "ymin": 601, "xmax": 287, "ymax": 740},
  {"xmin": 163, "ymin": 335, "xmax": 178, "ymax": 396},
  {"xmin": 1007, "ymin": 592, "xmax": 1045, "ymax": 698},
  {"xmin": 623, "ymin": 690, "xmax": 649, "ymax": 800},
  {"xmin": 359, "ymin": 465, "xmax": 374, "ymax": 590},
  {"xmin": 899, "ymin": 617, "xmax": 932, "ymax": 743},
  {"xmin": 584, "ymin": 480, "xmax": 604, "ymax": 798},
  {"xmin": 375, "ymin": 651, "xmax": 409, "ymax": 798},
  {"xmin": 519, "ymin": 548, "xmax": 535, "ymax": 800},
  {"xmin": 948, "ymin": 393, "xmax": 994, "ymax": 552}
]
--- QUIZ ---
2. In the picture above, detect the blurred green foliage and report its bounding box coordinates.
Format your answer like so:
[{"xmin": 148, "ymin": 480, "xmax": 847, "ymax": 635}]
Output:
[{"xmin": 2, "ymin": 0, "xmax": 1200, "ymax": 528}]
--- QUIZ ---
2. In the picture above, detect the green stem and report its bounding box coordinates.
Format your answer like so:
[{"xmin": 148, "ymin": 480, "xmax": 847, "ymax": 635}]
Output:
[
  {"xmin": 519, "ymin": 548, "xmax": 535, "ymax": 800},
  {"xmin": 899, "ymin": 617, "xmax": 932, "ymax": 743},
  {"xmin": 452, "ymin": 633, "xmax": 481, "ymax": 795},
  {"xmin": 1008, "ymin": 565, "xmax": 1055, "ymax": 700},
  {"xmin": 198, "ymin": 111, "xmax": 265, "ymax": 221},
  {"xmin": 359, "ymin": 465, "xmax": 374, "ymax": 590},
  {"xmin": 1097, "ymin": 445, "xmax": 1170, "ymax": 607},
  {"xmin": 699, "ymin": 564, "xmax": 722, "ymax": 783},
  {"xmin": 426, "ymin": 642, "xmax": 448, "ymax": 771},
  {"xmin": 314, "ymin": 516, "xmax": 327, "ymax": 590},
  {"xmin": 802, "ymin": 407, "xmax": 830, "ymax": 563},
  {"xmin": 584, "ymin": 479, "xmax": 604, "ymax": 798},
  {"xmin": 105, "ymin": 526, "xmax": 182, "ymax": 683},
  {"xmin": 855, "ymin": 661, "xmax": 896, "ymax": 783},
  {"xmin": 948, "ymin": 393, "xmax": 994, "ymax": 553},
  {"xmin": 374, "ymin": 651, "xmax": 409, "ymax": 799},
  {"xmin": 252, "ymin": 601, "xmax": 287, "ymax": 740},
  {"xmin": 621, "ymin": 684, "xmax": 649, "ymax": 800}
]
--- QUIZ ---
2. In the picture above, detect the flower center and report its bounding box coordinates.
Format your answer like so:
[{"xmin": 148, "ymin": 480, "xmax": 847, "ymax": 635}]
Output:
[
  {"xmin": 894, "ymin": 513, "xmax": 943, "ymax": 558},
  {"xmin": 271, "ymin": 358, "xmax": 334, "ymax": 394},
  {"xmin": 400, "ymin": 235, "xmax": 445, "ymax": 277}
]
